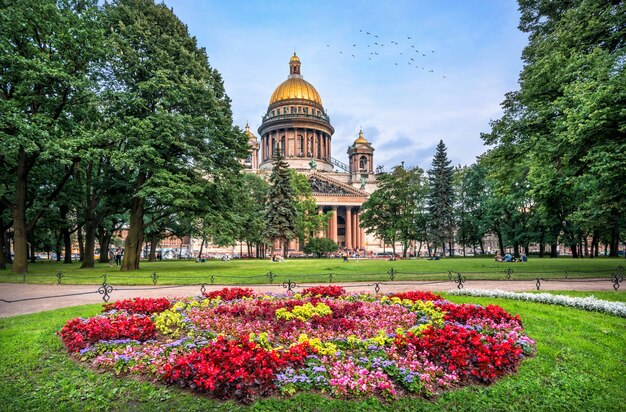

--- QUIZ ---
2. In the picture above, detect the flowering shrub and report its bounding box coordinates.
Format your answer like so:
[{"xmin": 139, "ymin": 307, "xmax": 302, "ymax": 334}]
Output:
[
  {"xmin": 301, "ymin": 285, "xmax": 346, "ymax": 297},
  {"xmin": 59, "ymin": 315, "xmax": 156, "ymax": 352},
  {"xmin": 161, "ymin": 337, "xmax": 312, "ymax": 402},
  {"xmin": 103, "ymin": 297, "xmax": 172, "ymax": 314},
  {"xmin": 59, "ymin": 288, "xmax": 534, "ymax": 402},
  {"xmin": 204, "ymin": 287, "xmax": 255, "ymax": 300},
  {"xmin": 390, "ymin": 291, "xmax": 442, "ymax": 302},
  {"xmin": 435, "ymin": 302, "xmax": 521, "ymax": 325}
]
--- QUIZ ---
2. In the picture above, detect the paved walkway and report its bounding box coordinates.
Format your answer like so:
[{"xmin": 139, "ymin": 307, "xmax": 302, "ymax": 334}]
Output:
[{"xmin": 0, "ymin": 278, "xmax": 617, "ymax": 318}]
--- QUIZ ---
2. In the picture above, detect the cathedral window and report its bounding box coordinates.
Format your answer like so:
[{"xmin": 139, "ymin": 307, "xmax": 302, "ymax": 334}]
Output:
[
  {"xmin": 291, "ymin": 106, "xmax": 296, "ymax": 113},
  {"xmin": 359, "ymin": 156, "xmax": 368, "ymax": 171},
  {"xmin": 283, "ymin": 107, "xmax": 288, "ymax": 114},
  {"xmin": 303, "ymin": 107, "xmax": 308, "ymax": 114}
]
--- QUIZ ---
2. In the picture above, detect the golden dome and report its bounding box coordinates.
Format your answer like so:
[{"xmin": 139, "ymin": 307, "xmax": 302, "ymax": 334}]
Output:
[
  {"xmin": 269, "ymin": 78, "xmax": 322, "ymax": 105},
  {"xmin": 269, "ymin": 53, "xmax": 323, "ymax": 105},
  {"xmin": 244, "ymin": 123, "xmax": 256, "ymax": 139},
  {"xmin": 354, "ymin": 129, "xmax": 368, "ymax": 144}
]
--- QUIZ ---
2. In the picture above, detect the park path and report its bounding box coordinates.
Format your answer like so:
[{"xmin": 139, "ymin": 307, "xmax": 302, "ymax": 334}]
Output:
[{"xmin": 0, "ymin": 278, "xmax": 617, "ymax": 318}]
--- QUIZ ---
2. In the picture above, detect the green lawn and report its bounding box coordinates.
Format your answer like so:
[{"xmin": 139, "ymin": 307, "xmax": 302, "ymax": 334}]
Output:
[
  {"xmin": 0, "ymin": 292, "xmax": 624, "ymax": 411},
  {"xmin": 0, "ymin": 257, "xmax": 623, "ymax": 285}
]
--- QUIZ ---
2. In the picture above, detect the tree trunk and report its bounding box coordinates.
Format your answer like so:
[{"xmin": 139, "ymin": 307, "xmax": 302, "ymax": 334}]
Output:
[
  {"xmin": 609, "ymin": 227, "xmax": 619, "ymax": 257},
  {"xmin": 98, "ymin": 228, "xmax": 112, "ymax": 263},
  {"xmin": 496, "ymin": 230, "xmax": 505, "ymax": 257},
  {"xmin": 63, "ymin": 226, "xmax": 73, "ymax": 264},
  {"xmin": 479, "ymin": 240, "xmax": 485, "ymax": 255},
  {"xmin": 197, "ymin": 238, "xmax": 205, "ymax": 260},
  {"xmin": 513, "ymin": 241, "xmax": 520, "ymax": 259},
  {"xmin": 28, "ymin": 227, "xmax": 36, "ymax": 263},
  {"xmin": 149, "ymin": 232, "xmax": 159, "ymax": 261},
  {"xmin": 80, "ymin": 218, "xmax": 97, "ymax": 268},
  {"xmin": 550, "ymin": 243, "xmax": 558, "ymax": 258},
  {"xmin": 539, "ymin": 242, "xmax": 545, "ymax": 258},
  {"xmin": 570, "ymin": 242, "xmax": 578, "ymax": 258},
  {"xmin": 0, "ymin": 228, "xmax": 6, "ymax": 270},
  {"xmin": 121, "ymin": 195, "xmax": 145, "ymax": 271},
  {"xmin": 77, "ymin": 224, "xmax": 84, "ymax": 262},
  {"xmin": 11, "ymin": 150, "xmax": 29, "ymax": 274}
]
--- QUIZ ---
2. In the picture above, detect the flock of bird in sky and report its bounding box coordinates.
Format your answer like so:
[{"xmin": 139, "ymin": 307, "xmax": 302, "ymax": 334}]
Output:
[{"xmin": 324, "ymin": 30, "xmax": 446, "ymax": 78}]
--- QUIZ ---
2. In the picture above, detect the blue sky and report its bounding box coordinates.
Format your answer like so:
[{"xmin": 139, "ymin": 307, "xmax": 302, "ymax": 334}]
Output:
[{"xmin": 163, "ymin": 0, "xmax": 528, "ymax": 170}]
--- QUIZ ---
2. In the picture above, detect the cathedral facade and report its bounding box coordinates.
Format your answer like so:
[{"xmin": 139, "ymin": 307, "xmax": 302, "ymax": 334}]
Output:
[{"xmin": 243, "ymin": 53, "xmax": 378, "ymax": 253}]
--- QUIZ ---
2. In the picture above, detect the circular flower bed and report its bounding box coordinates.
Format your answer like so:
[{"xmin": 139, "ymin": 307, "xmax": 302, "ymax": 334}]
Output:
[{"xmin": 59, "ymin": 287, "xmax": 535, "ymax": 403}]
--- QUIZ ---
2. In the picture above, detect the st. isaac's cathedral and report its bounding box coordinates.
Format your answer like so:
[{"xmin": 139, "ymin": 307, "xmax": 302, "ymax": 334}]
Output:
[{"xmin": 242, "ymin": 52, "xmax": 379, "ymax": 254}]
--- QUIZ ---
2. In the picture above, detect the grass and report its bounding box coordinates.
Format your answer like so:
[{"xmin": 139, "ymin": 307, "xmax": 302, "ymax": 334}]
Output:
[
  {"xmin": 0, "ymin": 292, "xmax": 624, "ymax": 411},
  {"xmin": 0, "ymin": 257, "xmax": 623, "ymax": 285}
]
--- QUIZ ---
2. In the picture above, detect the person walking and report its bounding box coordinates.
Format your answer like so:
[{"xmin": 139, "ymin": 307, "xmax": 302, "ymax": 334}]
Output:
[
  {"xmin": 115, "ymin": 247, "xmax": 123, "ymax": 266},
  {"xmin": 108, "ymin": 248, "xmax": 115, "ymax": 267}
]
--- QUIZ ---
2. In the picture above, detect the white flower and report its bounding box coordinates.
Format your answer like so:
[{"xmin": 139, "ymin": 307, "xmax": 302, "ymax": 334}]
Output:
[{"xmin": 448, "ymin": 289, "xmax": 626, "ymax": 317}]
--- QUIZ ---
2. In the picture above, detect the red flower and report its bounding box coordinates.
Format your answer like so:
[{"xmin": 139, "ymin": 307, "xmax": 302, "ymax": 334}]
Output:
[
  {"xmin": 204, "ymin": 287, "xmax": 255, "ymax": 300},
  {"xmin": 59, "ymin": 315, "xmax": 156, "ymax": 352},
  {"xmin": 103, "ymin": 297, "xmax": 172, "ymax": 314},
  {"xmin": 160, "ymin": 337, "xmax": 314, "ymax": 402},
  {"xmin": 301, "ymin": 286, "xmax": 346, "ymax": 297}
]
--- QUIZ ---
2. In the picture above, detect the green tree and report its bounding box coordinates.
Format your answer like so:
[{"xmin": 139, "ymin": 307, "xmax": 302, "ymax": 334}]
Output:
[
  {"xmin": 235, "ymin": 173, "xmax": 269, "ymax": 258},
  {"xmin": 0, "ymin": 0, "xmax": 103, "ymax": 273},
  {"xmin": 263, "ymin": 152, "xmax": 297, "ymax": 257},
  {"xmin": 101, "ymin": 0, "xmax": 247, "ymax": 271},
  {"xmin": 455, "ymin": 164, "xmax": 490, "ymax": 256},
  {"xmin": 427, "ymin": 140, "xmax": 455, "ymax": 256},
  {"xmin": 303, "ymin": 238, "xmax": 338, "ymax": 258},
  {"xmin": 290, "ymin": 170, "xmax": 327, "ymax": 251},
  {"xmin": 360, "ymin": 167, "xmax": 404, "ymax": 257},
  {"xmin": 484, "ymin": 0, "xmax": 626, "ymax": 258}
]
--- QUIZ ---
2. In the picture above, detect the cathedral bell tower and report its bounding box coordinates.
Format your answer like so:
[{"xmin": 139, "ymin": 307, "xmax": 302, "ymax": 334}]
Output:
[{"xmin": 347, "ymin": 129, "xmax": 375, "ymax": 183}]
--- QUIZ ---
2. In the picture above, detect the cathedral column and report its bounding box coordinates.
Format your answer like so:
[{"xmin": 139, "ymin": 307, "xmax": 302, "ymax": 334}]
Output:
[
  {"xmin": 331, "ymin": 206, "xmax": 338, "ymax": 243},
  {"xmin": 345, "ymin": 207, "xmax": 352, "ymax": 249},
  {"xmin": 352, "ymin": 210, "xmax": 359, "ymax": 249},
  {"xmin": 327, "ymin": 135, "xmax": 331, "ymax": 159},
  {"xmin": 358, "ymin": 211, "xmax": 366, "ymax": 249},
  {"xmin": 326, "ymin": 207, "xmax": 331, "ymax": 238},
  {"xmin": 318, "ymin": 207, "xmax": 324, "ymax": 238}
]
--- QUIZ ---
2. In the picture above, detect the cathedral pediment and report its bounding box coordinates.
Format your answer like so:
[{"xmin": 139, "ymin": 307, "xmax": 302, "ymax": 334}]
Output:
[{"xmin": 308, "ymin": 172, "xmax": 368, "ymax": 197}]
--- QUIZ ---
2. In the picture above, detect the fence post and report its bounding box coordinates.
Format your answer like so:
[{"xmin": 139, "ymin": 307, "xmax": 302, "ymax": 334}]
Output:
[
  {"xmin": 454, "ymin": 273, "xmax": 467, "ymax": 289},
  {"xmin": 151, "ymin": 272, "xmax": 158, "ymax": 285},
  {"xmin": 282, "ymin": 279, "xmax": 296, "ymax": 293},
  {"xmin": 328, "ymin": 273, "xmax": 333, "ymax": 283},
  {"xmin": 611, "ymin": 266, "xmax": 623, "ymax": 290},
  {"xmin": 504, "ymin": 268, "xmax": 513, "ymax": 280},
  {"xmin": 536, "ymin": 278, "xmax": 541, "ymax": 290},
  {"xmin": 98, "ymin": 275, "xmax": 113, "ymax": 302},
  {"xmin": 56, "ymin": 271, "xmax": 64, "ymax": 285},
  {"xmin": 266, "ymin": 271, "xmax": 276, "ymax": 284},
  {"xmin": 387, "ymin": 268, "xmax": 397, "ymax": 281}
]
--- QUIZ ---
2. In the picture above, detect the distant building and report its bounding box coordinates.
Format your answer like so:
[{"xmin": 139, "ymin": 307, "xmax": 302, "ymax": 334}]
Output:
[{"xmin": 242, "ymin": 53, "xmax": 378, "ymax": 253}]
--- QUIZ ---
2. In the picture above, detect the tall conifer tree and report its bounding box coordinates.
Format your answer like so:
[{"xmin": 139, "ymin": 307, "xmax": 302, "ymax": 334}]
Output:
[
  {"xmin": 427, "ymin": 140, "xmax": 455, "ymax": 256},
  {"xmin": 263, "ymin": 151, "xmax": 297, "ymax": 257}
]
